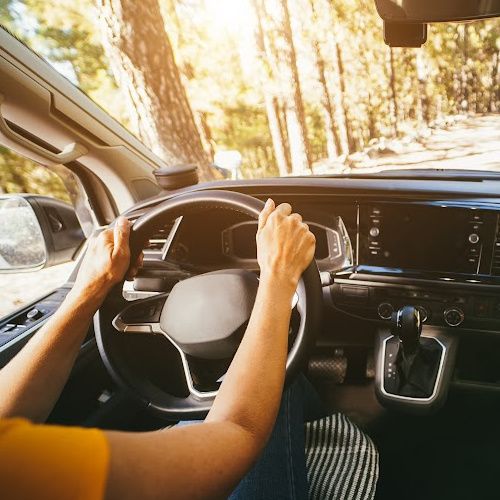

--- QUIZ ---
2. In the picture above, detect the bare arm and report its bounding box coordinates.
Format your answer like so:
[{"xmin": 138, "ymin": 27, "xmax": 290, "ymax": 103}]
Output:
[
  {"xmin": 0, "ymin": 218, "xmax": 141, "ymax": 422},
  {"xmin": 104, "ymin": 200, "xmax": 316, "ymax": 500}
]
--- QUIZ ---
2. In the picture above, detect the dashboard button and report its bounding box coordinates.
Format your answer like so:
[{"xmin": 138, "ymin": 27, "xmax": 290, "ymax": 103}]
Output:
[
  {"xmin": 468, "ymin": 233, "xmax": 480, "ymax": 244},
  {"xmin": 370, "ymin": 227, "xmax": 380, "ymax": 237},
  {"xmin": 444, "ymin": 307, "xmax": 465, "ymax": 327},
  {"xmin": 27, "ymin": 308, "xmax": 44, "ymax": 321}
]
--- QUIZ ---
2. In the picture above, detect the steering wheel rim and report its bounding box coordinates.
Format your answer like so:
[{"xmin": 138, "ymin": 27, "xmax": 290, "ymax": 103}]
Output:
[{"xmin": 95, "ymin": 190, "xmax": 322, "ymax": 420}]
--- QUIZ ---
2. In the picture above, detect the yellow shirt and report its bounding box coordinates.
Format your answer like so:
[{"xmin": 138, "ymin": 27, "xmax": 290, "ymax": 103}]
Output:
[{"xmin": 0, "ymin": 418, "xmax": 110, "ymax": 500}]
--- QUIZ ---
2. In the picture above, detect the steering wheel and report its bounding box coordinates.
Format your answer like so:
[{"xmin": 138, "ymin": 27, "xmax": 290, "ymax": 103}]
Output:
[{"xmin": 95, "ymin": 190, "xmax": 322, "ymax": 420}]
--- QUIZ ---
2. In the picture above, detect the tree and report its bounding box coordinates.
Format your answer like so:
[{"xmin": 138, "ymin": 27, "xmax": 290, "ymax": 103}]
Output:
[
  {"xmin": 252, "ymin": 0, "xmax": 292, "ymax": 176},
  {"xmin": 264, "ymin": 0, "xmax": 312, "ymax": 174},
  {"xmin": 95, "ymin": 0, "xmax": 216, "ymax": 181},
  {"xmin": 387, "ymin": 47, "xmax": 400, "ymax": 136},
  {"xmin": 308, "ymin": 0, "xmax": 341, "ymax": 159}
]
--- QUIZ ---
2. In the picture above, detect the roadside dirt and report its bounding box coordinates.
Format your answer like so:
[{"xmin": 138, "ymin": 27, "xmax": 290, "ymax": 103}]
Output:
[{"xmin": 315, "ymin": 114, "xmax": 500, "ymax": 174}]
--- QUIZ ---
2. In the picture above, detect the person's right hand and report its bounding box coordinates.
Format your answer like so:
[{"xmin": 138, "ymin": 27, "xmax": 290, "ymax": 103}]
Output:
[{"xmin": 256, "ymin": 199, "xmax": 316, "ymax": 290}]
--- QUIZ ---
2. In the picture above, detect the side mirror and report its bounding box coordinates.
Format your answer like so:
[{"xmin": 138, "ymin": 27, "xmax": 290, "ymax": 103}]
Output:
[{"xmin": 0, "ymin": 195, "xmax": 85, "ymax": 273}]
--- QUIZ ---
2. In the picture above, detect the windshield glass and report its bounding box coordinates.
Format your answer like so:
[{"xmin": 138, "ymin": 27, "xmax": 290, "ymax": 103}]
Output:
[{"xmin": 2, "ymin": 0, "xmax": 500, "ymax": 180}]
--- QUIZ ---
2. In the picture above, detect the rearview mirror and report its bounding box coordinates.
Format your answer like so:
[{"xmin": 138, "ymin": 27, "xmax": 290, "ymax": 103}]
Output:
[
  {"xmin": 375, "ymin": 0, "xmax": 500, "ymax": 23},
  {"xmin": 0, "ymin": 195, "xmax": 85, "ymax": 273}
]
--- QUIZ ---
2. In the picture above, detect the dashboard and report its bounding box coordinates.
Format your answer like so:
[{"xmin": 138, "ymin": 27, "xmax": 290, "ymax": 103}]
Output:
[
  {"xmin": 127, "ymin": 178, "xmax": 500, "ymax": 339},
  {"xmin": 2, "ymin": 176, "xmax": 500, "ymax": 415}
]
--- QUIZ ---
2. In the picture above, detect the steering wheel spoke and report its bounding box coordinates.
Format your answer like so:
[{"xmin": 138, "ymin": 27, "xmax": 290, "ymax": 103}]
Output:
[{"xmin": 112, "ymin": 294, "xmax": 168, "ymax": 335}]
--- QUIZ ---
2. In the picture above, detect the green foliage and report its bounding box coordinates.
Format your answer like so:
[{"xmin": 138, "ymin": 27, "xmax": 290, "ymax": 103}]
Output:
[{"xmin": 0, "ymin": 146, "xmax": 70, "ymax": 202}]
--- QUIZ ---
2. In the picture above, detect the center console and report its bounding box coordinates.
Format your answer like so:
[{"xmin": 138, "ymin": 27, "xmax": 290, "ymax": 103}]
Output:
[
  {"xmin": 329, "ymin": 201, "xmax": 500, "ymax": 412},
  {"xmin": 374, "ymin": 306, "xmax": 458, "ymax": 413}
]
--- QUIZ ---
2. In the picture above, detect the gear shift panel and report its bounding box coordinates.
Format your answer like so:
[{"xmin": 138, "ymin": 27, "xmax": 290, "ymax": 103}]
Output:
[{"xmin": 375, "ymin": 306, "xmax": 458, "ymax": 413}]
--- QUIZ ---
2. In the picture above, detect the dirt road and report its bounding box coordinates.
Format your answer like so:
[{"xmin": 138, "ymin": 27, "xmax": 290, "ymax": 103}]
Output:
[{"xmin": 316, "ymin": 114, "xmax": 500, "ymax": 174}]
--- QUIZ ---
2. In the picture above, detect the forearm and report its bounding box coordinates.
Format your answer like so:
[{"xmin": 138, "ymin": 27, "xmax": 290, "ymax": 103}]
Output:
[
  {"xmin": 0, "ymin": 287, "xmax": 103, "ymax": 422},
  {"xmin": 105, "ymin": 272, "xmax": 298, "ymax": 500},
  {"xmin": 205, "ymin": 271, "xmax": 296, "ymax": 448}
]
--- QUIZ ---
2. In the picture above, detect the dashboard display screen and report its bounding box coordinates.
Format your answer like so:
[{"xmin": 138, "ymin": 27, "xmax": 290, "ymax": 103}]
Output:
[{"xmin": 362, "ymin": 205, "xmax": 487, "ymax": 274}]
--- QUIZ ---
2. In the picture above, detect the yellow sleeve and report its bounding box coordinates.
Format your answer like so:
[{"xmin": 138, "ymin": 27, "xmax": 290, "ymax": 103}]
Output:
[{"xmin": 0, "ymin": 418, "xmax": 110, "ymax": 500}]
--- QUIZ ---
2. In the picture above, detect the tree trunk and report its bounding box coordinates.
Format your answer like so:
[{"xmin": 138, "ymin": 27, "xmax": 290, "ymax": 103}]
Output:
[
  {"xmin": 95, "ymin": 0, "xmax": 215, "ymax": 181},
  {"xmin": 325, "ymin": 28, "xmax": 352, "ymax": 156},
  {"xmin": 309, "ymin": 0, "xmax": 340, "ymax": 158},
  {"xmin": 314, "ymin": 39, "xmax": 340, "ymax": 159},
  {"xmin": 252, "ymin": 0, "xmax": 292, "ymax": 175},
  {"xmin": 388, "ymin": 47, "xmax": 399, "ymax": 137},
  {"xmin": 490, "ymin": 50, "xmax": 500, "ymax": 113},
  {"xmin": 415, "ymin": 51, "xmax": 430, "ymax": 126},
  {"xmin": 265, "ymin": 0, "xmax": 312, "ymax": 174},
  {"xmin": 461, "ymin": 23, "xmax": 469, "ymax": 112},
  {"xmin": 196, "ymin": 111, "xmax": 215, "ymax": 160},
  {"xmin": 335, "ymin": 42, "xmax": 354, "ymax": 152},
  {"xmin": 265, "ymin": 95, "xmax": 292, "ymax": 176}
]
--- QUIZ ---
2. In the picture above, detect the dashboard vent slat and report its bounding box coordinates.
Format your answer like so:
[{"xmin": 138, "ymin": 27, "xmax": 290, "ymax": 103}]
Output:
[
  {"xmin": 147, "ymin": 222, "xmax": 176, "ymax": 251},
  {"xmin": 128, "ymin": 217, "xmax": 176, "ymax": 253}
]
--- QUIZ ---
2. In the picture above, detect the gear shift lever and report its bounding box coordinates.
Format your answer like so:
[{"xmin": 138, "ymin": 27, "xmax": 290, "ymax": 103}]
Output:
[
  {"xmin": 387, "ymin": 305, "xmax": 442, "ymax": 398},
  {"xmin": 391, "ymin": 305, "xmax": 422, "ymax": 354}
]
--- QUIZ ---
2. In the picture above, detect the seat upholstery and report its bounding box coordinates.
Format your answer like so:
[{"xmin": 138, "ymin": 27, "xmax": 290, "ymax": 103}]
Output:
[{"xmin": 305, "ymin": 414, "xmax": 379, "ymax": 500}]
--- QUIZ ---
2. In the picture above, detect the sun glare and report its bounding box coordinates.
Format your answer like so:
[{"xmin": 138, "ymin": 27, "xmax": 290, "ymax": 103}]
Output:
[{"xmin": 208, "ymin": 0, "xmax": 253, "ymax": 33}]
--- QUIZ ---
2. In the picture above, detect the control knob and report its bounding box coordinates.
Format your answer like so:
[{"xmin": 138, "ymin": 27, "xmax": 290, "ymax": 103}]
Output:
[
  {"xmin": 468, "ymin": 233, "xmax": 480, "ymax": 244},
  {"xmin": 26, "ymin": 308, "xmax": 44, "ymax": 321},
  {"xmin": 444, "ymin": 307, "xmax": 464, "ymax": 327},
  {"xmin": 377, "ymin": 302, "xmax": 394, "ymax": 320},
  {"xmin": 415, "ymin": 306, "xmax": 428, "ymax": 323}
]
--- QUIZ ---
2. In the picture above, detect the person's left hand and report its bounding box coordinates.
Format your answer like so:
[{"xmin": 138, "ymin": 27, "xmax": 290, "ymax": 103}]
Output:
[{"xmin": 72, "ymin": 217, "xmax": 143, "ymax": 302}]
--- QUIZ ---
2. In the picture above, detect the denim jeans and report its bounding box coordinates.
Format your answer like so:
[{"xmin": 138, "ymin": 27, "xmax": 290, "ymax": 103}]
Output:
[{"xmin": 178, "ymin": 375, "xmax": 325, "ymax": 500}]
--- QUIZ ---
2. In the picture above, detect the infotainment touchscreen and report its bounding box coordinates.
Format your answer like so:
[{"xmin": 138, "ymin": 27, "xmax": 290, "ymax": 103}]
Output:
[{"xmin": 361, "ymin": 204, "xmax": 494, "ymax": 274}]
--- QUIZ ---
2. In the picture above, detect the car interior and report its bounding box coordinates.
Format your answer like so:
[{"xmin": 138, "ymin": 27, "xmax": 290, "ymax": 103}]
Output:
[{"xmin": 2, "ymin": 1, "xmax": 500, "ymax": 499}]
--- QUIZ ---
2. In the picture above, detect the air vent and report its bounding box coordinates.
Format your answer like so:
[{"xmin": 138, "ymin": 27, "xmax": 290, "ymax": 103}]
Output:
[
  {"xmin": 147, "ymin": 221, "xmax": 176, "ymax": 252},
  {"xmin": 491, "ymin": 214, "xmax": 500, "ymax": 275}
]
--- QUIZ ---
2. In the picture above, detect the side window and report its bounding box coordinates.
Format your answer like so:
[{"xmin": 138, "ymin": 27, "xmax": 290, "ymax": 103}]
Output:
[{"xmin": 0, "ymin": 145, "xmax": 87, "ymax": 317}]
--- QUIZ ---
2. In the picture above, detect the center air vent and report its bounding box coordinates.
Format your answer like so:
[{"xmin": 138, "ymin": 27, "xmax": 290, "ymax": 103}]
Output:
[
  {"xmin": 491, "ymin": 214, "xmax": 500, "ymax": 275},
  {"xmin": 148, "ymin": 223, "xmax": 174, "ymax": 251}
]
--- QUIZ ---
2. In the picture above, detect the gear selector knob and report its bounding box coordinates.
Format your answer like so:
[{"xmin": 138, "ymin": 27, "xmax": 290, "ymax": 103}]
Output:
[{"xmin": 390, "ymin": 305, "xmax": 422, "ymax": 354}]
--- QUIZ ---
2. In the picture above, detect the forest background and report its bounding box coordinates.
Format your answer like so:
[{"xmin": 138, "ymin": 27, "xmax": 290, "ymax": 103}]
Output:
[{"xmin": 1, "ymin": 0, "xmax": 500, "ymax": 198}]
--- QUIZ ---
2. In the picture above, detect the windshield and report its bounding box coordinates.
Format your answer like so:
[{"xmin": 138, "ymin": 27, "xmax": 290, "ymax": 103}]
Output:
[{"xmin": 2, "ymin": 0, "xmax": 500, "ymax": 180}]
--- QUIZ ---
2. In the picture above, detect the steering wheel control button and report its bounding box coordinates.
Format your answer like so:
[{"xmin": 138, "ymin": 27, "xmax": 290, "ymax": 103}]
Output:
[
  {"xmin": 121, "ymin": 297, "xmax": 166, "ymax": 324},
  {"xmin": 468, "ymin": 233, "xmax": 480, "ymax": 244},
  {"xmin": 124, "ymin": 324, "xmax": 152, "ymax": 333},
  {"xmin": 378, "ymin": 302, "xmax": 394, "ymax": 320},
  {"xmin": 444, "ymin": 307, "xmax": 465, "ymax": 327}
]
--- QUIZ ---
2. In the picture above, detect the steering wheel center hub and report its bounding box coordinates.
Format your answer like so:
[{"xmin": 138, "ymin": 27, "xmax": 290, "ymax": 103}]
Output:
[{"xmin": 161, "ymin": 269, "xmax": 259, "ymax": 359}]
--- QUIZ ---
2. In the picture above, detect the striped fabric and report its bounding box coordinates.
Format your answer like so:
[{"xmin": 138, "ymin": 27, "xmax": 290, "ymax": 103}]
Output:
[{"xmin": 305, "ymin": 414, "xmax": 379, "ymax": 500}]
